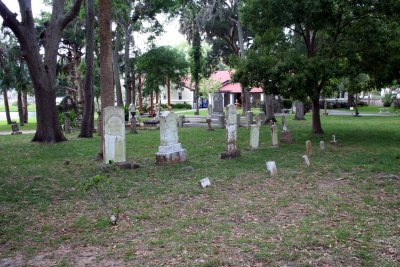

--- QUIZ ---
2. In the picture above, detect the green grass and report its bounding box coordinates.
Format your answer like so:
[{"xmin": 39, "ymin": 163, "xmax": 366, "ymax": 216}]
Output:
[
  {"xmin": 0, "ymin": 103, "xmax": 36, "ymax": 112},
  {"xmin": 0, "ymin": 115, "xmax": 399, "ymax": 266},
  {"xmin": 336, "ymin": 105, "xmax": 398, "ymax": 113},
  {"xmin": 0, "ymin": 120, "xmax": 37, "ymax": 131}
]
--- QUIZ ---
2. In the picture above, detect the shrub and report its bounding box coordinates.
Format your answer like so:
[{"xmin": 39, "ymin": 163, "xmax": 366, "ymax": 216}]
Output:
[
  {"xmin": 382, "ymin": 93, "xmax": 393, "ymax": 107},
  {"xmin": 282, "ymin": 99, "xmax": 292, "ymax": 109}
]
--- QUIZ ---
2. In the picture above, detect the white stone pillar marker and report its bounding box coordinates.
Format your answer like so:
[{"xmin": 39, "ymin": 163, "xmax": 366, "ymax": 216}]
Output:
[
  {"xmin": 330, "ymin": 135, "xmax": 337, "ymax": 146},
  {"xmin": 306, "ymin": 140, "xmax": 312, "ymax": 155},
  {"xmin": 221, "ymin": 104, "xmax": 240, "ymax": 159},
  {"xmin": 249, "ymin": 124, "xmax": 260, "ymax": 149},
  {"xmin": 320, "ymin": 141, "xmax": 325, "ymax": 151},
  {"xmin": 103, "ymin": 106, "xmax": 126, "ymax": 164},
  {"xmin": 302, "ymin": 155, "xmax": 310, "ymax": 166},
  {"xmin": 271, "ymin": 123, "xmax": 278, "ymax": 147},
  {"xmin": 155, "ymin": 111, "xmax": 187, "ymax": 164}
]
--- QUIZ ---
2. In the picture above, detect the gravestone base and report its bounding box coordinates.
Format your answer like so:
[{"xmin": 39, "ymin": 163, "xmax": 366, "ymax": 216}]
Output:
[
  {"xmin": 280, "ymin": 131, "xmax": 293, "ymax": 144},
  {"xmin": 155, "ymin": 143, "xmax": 187, "ymax": 164},
  {"xmin": 11, "ymin": 131, "xmax": 22, "ymax": 135},
  {"xmin": 220, "ymin": 149, "xmax": 241, "ymax": 159}
]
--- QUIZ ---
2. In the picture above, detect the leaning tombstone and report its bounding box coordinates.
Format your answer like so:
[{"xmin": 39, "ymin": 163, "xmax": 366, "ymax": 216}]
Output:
[
  {"xmin": 155, "ymin": 111, "xmax": 187, "ymax": 164},
  {"xmin": 103, "ymin": 106, "xmax": 126, "ymax": 164},
  {"xmin": 221, "ymin": 104, "xmax": 240, "ymax": 159},
  {"xmin": 249, "ymin": 124, "xmax": 260, "ymax": 149},
  {"xmin": 266, "ymin": 161, "xmax": 277, "ymax": 176},
  {"xmin": 11, "ymin": 122, "xmax": 22, "ymax": 135},
  {"xmin": 271, "ymin": 123, "xmax": 279, "ymax": 147},
  {"xmin": 320, "ymin": 141, "xmax": 325, "ymax": 151},
  {"xmin": 306, "ymin": 140, "xmax": 312, "ymax": 155},
  {"xmin": 303, "ymin": 155, "xmax": 311, "ymax": 166}
]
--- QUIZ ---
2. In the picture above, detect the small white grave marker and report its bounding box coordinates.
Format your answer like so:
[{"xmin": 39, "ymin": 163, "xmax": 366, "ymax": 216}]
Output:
[
  {"xmin": 199, "ymin": 177, "xmax": 211, "ymax": 188},
  {"xmin": 330, "ymin": 134, "xmax": 337, "ymax": 146},
  {"xmin": 266, "ymin": 161, "xmax": 277, "ymax": 176},
  {"xmin": 302, "ymin": 155, "xmax": 310, "ymax": 166},
  {"xmin": 320, "ymin": 141, "xmax": 325, "ymax": 151}
]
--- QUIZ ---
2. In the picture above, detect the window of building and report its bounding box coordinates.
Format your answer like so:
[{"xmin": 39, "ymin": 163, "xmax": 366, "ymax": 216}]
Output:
[{"xmin": 178, "ymin": 91, "xmax": 182, "ymax": 100}]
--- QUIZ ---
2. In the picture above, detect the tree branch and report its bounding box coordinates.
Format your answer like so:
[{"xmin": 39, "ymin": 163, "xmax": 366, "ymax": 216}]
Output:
[
  {"xmin": 61, "ymin": 0, "xmax": 84, "ymax": 30},
  {"xmin": 0, "ymin": 1, "xmax": 23, "ymax": 38}
]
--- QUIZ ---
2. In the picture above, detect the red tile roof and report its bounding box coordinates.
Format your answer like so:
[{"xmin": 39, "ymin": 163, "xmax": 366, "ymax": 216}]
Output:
[{"xmin": 181, "ymin": 70, "xmax": 264, "ymax": 93}]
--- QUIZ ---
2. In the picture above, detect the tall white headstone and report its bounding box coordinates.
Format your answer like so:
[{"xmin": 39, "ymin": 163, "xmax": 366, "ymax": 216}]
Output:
[
  {"xmin": 221, "ymin": 104, "xmax": 240, "ymax": 159},
  {"xmin": 249, "ymin": 124, "xmax": 260, "ymax": 149},
  {"xmin": 155, "ymin": 111, "xmax": 187, "ymax": 164},
  {"xmin": 271, "ymin": 124, "xmax": 278, "ymax": 147},
  {"xmin": 103, "ymin": 106, "xmax": 126, "ymax": 164}
]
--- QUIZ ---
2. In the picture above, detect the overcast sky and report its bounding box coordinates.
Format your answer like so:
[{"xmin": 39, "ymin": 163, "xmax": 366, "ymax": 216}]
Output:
[{"xmin": 0, "ymin": 0, "xmax": 187, "ymax": 50}]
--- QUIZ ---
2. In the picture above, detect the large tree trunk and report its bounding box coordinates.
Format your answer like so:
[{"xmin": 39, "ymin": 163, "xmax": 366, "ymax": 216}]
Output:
[
  {"xmin": 311, "ymin": 94, "xmax": 324, "ymax": 134},
  {"xmin": 113, "ymin": 29, "xmax": 123, "ymax": 107},
  {"xmin": 17, "ymin": 91, "xmax": 24, "ymax": 126},
  {"xmin": 79, "ymin": 0, "xmax": 95, "ymax": 138},
  {"xmin": 124, "ymin": 24, "xmax": 132, "ymax": 106},
  {"xmin": 138, "ymin": 75, "xmax": 143, "ymax": 112},
  {"xmin": 131, "ymin": 76, "xmax": 136, "ymax": 104},
  {"xmin": 0, "ymin": 0, "xmax": 83, "ymax": 143},
  {"xmin": 264, "ymin": 93, "xmax": 275, "ymax": 122},
  {"xmin": 293, "ymin": 100, "xmax": 305, "ymax": 120},
  {"xmin": 3, "ymin": 89, "xmax": 12, "ymax": 124},
  {"xmin": 22, "ymin": 90, "xmax": 28, "ymax": 123},
  {"xmin": 73, "ymin": 46, "xmax": 84, "ymax": 105},
  {"xmin": 98, "ymin": 0, "xmax": 115, "ymax": 158},
  {"xmin": 167, "ymin": 78, "xmax": 171, "ymax": 106}
]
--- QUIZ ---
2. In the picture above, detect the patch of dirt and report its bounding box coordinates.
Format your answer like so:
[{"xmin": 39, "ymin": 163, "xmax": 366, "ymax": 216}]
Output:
[{"xmin": 0, "ymin": 245, "xmax": 126, "ymax": 267}]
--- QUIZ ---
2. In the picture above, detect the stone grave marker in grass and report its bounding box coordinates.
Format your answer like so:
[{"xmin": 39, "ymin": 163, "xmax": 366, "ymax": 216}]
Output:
[{"xmin": 103, "ymin": 106, "xmax": 126, "ymax": 164}]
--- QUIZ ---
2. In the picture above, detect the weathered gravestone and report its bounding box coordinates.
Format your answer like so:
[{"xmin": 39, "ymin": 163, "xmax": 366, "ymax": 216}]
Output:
[
  {"xmin": 212, "ymin": 92, "xmax": 224, "ymax": 118},
  {"xmin": 103, "ymin": 107, "xmax": 126, "ymax": 164},
  {"xmin": 249, "ymin": 124, "xmax": 260, "ymax": 149},
  {"xmin": 206, "ymin": 116, "xmax": 214, "ymax": 131},
  {"xmin": 64, "ymin": 112, "xmax": 71, "ymax": 133},
  {"xmin": 266, "ymin": 161, "xmax": 278, "ymax": 176},
  {"xmin": 155, "ymin": 111, "xmax": 187, "ymax": 164},
  {"xmin": 271, "ymin": 123, "xmax": 278, "ymax": 147},
  {"xmin": 207, "ymin": 104, "xmax": 213, "ymax": 116},
  {"xmin": 221, "ymin": 104, "xmax": 240, "ymax": 159},
  {"xmin": 303, "ymin": 155, "xmax": 310, "ymax": 166},
  {"xmin": 330, "ymin": 135, "xmax": 337, "ymax": 146},
  {"xmin": 320, "ymin": 141, "xmax": 325, "ymax": 151},
  {"xmin": 280, "ymin": 113, "xmax": 293, "ymax": 144},
  {"xmin": 255, "ymin": 113, "xmax": 266, "ymax": 126},
  {"xmin": 11, "ymin": 122, "xmax": 22, "ymax": 135},
  {"xmin": 245, "ymin": 111, "xmax": 254, "ymax": 129},
  {"xmin": 129, "ymin": 103, "xmax": 138, "ymax": 134},
  {"xmin": 306, "ymin": 140, "xmax": 312, "ymax": 156}
]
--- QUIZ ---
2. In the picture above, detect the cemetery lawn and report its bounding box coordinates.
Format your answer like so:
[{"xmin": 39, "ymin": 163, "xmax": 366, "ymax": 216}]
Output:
[
  {"xmin": 0, "ymin": 104, "xmax": 36, "ymax": 112},
  {"xmin": 0, "ymin": 121, "xmax": 37, "ymax": 132},
  {"xmin": 0, "ymin": 115, "xmax": 399, "ymax": 266}
]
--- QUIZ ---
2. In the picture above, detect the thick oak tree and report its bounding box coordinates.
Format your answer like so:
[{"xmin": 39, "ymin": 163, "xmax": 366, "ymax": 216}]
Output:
[{"xmin": 0, "ymin": 0, "xmax": 83, "ymax": 143}]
